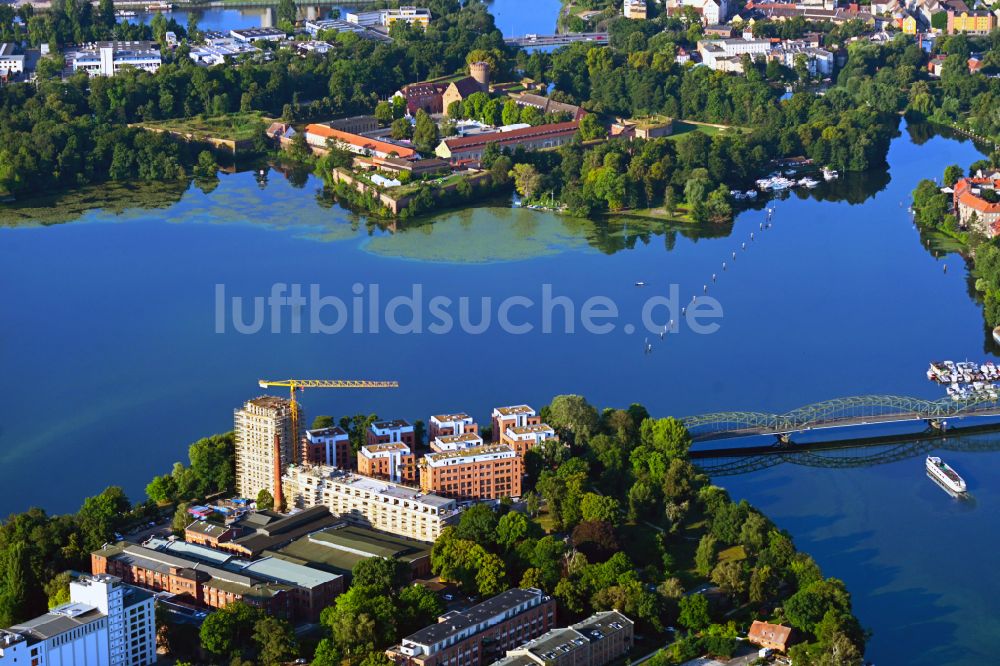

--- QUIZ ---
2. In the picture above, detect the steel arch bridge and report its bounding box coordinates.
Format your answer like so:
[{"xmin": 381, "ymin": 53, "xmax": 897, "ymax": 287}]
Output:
[{"xmin": 681, "ymin": 394, "xmax": 1000, "ymax": 441}]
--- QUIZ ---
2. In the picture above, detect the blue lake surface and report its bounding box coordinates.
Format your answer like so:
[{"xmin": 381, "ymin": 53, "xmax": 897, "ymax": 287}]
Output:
[
  {"xmin": 136, "ymin": 0, "xmax": 563, "ymax": 36},
  {"xmin": 1, "ymin": 123, "xmax": 996, "ymax": 663}
]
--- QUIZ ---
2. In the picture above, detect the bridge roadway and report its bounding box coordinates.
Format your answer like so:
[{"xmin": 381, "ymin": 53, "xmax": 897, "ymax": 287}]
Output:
[
  {"xmin": 681, "ymin": 394, "xmax": 1000, "ymax": 443},
  {"xmin": 504, "ymin": 32, "xmax": 609, "ymax": 47}
]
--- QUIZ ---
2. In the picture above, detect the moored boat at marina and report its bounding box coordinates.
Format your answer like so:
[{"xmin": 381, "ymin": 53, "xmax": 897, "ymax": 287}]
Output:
[{"xmin": 927, "ymin": 360, "xmax": 1000, "ymax": 385}]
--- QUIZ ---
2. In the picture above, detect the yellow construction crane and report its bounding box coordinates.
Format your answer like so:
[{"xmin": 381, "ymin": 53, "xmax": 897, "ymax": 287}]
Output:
[{"xmin": 257, "ymin": 379, "xmax": 399, "ymax": 464}]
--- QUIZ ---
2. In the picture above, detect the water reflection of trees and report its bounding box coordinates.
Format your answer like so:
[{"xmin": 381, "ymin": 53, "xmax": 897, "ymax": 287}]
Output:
[
  {"xmin": 806, "ymin": 170, "xmax": 891, "ymax": 205},
  {"xmin": 587, "ymin": 215, "xmax": 735, "ymax": 255},
  {"xmin": 0, "ymin": 180, "xmax": 189, "ymax": 228}
]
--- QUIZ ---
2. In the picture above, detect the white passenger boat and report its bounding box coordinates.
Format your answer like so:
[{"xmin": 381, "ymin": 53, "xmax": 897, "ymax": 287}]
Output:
[{"xmin": 926, "ymin": 456, "xmax": 967, "ymax": 495}]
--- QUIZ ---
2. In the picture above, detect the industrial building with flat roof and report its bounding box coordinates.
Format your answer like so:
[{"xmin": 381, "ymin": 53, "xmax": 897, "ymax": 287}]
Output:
[
  {"xmin": 220, "ymin": 505, "xmax": 342, "ymax": 557},
  {"xmin": 492, "ymin": 611, "xmax": 634, "ymax": 666},
  {"xmin": 266, "ymin": 523, "xmax": 433, "ymax": 578},
  {"xmin": 92, "ymin": 535, "xmax": 344, "ymax": 622},
  {"xmin": 388, "ymin": 588, "xmax": 556, "ymax": 666},
  {"xmin": 67, "ymin": 41, "xmax": 161, "ymax": 77}
]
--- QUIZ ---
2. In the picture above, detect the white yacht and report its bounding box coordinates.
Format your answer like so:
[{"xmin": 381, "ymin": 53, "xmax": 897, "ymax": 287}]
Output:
[{"xmin": 926, "ymin": 456, "xmax": 967, "ymax": 495}]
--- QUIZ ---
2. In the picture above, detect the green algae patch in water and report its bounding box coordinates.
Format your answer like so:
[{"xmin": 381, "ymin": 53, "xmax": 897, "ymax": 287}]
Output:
[{"xmin": 362, "ymin": 207, "xmax": 598, "ymax": 264}]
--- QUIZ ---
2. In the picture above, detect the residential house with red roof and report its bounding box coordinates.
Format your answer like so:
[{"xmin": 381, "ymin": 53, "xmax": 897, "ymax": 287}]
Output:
[
  {"xmin": 748, "ymin": 620, "xmax": 793, "ymax": 652},
  {"xmin": 954, "ymin": 176, "xmax": 1000, "ymax": 235}
]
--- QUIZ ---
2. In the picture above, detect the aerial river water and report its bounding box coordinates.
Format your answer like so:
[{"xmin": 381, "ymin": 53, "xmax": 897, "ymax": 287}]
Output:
[{"xmin": 132, "ymin": 0, "xmax": 564, "ymax": 37}]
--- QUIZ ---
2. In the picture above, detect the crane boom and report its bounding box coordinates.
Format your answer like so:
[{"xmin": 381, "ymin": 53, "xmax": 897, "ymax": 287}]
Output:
[
  {"xmin": 256, "ymin": 378, "xmax": 399, "ymax": 468},
  {"xmin": 259, "ymin": 380, "xmax": 400, "ymax": 389}
]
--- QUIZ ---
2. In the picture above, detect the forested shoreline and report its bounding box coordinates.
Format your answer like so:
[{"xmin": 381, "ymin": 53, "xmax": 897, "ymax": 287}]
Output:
[{"xmin": 2, "ymin": 2, "xmax": 999, "ymax": 218}]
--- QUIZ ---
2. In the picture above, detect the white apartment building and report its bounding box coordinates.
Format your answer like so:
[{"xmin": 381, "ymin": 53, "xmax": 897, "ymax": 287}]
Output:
[
  {"xmin": 0, "ymin": 574, "xmax": 155, "ymax": 666},
  {"xmin": 346, "ymin": 6, "xmax": 431, "ymax": 27},
  {"xmin": 431, "ymin": 433, "xmax": 484, "ymax": 452},
  {"xmin": 384, "ymin": 6, "xmax": 432, "ymax": 26},
  {"xmin": 772, "ymin": 43, "xmax": 835, "ymax": 77},
  {"xmin": 500, "ymin": 424, "xmax": 558, "ymax": 457},
  {"xmin": 423, "ymin": 444, "xmax": 519, "ymax": 470},
  {"xmin": 624, "ymin": 0, "xmax": 648, "ymax": 19},
  {"xmin": 666, "ymin": 0, "xmax": 730, "ymax": 25},
  {"xmin": 345, "ymin": 9, "xmax": 385, "ymax": 26},
  {"xmin": 0, "ymin": 43, "xmax": 24, "ymax": 78},
  {"xmin": 69, "ymin": 41, "xmax": 161, "ymax": 77},
  {"xmin": 235, "ymin": 396, "xmax": 296, "ymax": 500},
  {"xmin": 698, "ymin": 38, "xmax": 772, "ymax": 70},
  {"xmin": 491, "ymin": 405, "xmax": 539, "ymax": 440},
  {"xmin": 282, "ymin": 465, "xmax": 460, "ymax": 542},
  {"xmin": 428, "ymin": 412, "xmax": 477, "ymax": 438}
]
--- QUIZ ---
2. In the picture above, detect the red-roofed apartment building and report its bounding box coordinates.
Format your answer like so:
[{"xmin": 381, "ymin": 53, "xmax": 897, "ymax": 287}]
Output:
[
  {"xmin": 953, "ymin": 176, "xmax": 1000, "ymax": 235},
  {"xmin": 435, "ymin": 121, "xmax": 580, "ymax": 163},
  {"xmin": 305, "ymin": 124, "xmax": 416, "ymax": 159}
]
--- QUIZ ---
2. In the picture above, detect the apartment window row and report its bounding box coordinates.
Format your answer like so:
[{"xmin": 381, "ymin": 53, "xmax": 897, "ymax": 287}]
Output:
[{"xmin": 49, "ymin": 619, "xmax": 104, "ymax": 646}]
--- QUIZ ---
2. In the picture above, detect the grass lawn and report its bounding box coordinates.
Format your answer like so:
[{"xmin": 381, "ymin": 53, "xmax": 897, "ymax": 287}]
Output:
[
  {"xmin": 536, "ymin": 508, "xmax": 560, "ymax": 534},
  {"xmin": 391, "ymin": 171, "xmax": 474, "ymax": 196},
  {"xmin": 666, "ymin": 120, "xmax": 747, "ymax": 140},
  {"xmin": 717, "ymin": 544, "xmax": 747, "ymax": 564},
  {"xmin": 137, "ymin": 112, "xmax": 274, "ymax": 142},
  {"xmin": 614, "ymin": 204, "xmax": 697, "ymax": 224}
]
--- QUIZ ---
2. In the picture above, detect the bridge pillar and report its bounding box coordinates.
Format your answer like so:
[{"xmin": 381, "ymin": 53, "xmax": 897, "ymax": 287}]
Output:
[{"xmin": 928, "ymin": 419, "xmax": 947, "ymax": 431}]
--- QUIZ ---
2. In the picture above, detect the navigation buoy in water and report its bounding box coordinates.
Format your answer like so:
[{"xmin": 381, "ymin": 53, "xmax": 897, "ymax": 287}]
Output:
[
  {"xmin": 712, "ymin": 273, "xmax": 717, "ymax": 283},
  {"xmin": 722, "ymin": 262, "xmax": 727, "ymax": 271},
  {"xmin": 944, "ymin": 264, "xmax": 948, "ymax": 273},
  {"xmin": 703, "ymin": 284, "xmax": 708, "ymax": 294}
]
